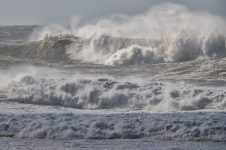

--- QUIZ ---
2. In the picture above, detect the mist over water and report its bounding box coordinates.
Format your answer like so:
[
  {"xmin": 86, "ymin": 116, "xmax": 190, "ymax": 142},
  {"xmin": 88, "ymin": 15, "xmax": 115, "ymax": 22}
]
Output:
[{"xmin": 31, "ymin": 3, "xmax": 226, "ymax": 40}]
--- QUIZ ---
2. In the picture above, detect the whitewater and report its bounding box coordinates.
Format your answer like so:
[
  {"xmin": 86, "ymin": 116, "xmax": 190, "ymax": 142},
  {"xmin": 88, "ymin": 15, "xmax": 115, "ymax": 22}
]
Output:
[{"xmin": 0, "ymin": 3, "xmax": 226, "ymax": 149}]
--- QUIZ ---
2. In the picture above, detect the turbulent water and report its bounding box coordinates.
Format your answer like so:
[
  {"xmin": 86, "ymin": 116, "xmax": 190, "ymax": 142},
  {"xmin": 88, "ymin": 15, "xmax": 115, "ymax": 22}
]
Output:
[{"xmin": 0, "ymin": 4, "xmax": 226, "ymax": 147}]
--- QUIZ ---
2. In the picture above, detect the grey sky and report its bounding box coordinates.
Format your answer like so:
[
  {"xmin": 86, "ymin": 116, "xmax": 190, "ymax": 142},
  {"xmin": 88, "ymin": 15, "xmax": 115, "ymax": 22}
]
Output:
[{"xmin": 0, "ymin": 0, "xmax": 226, "ymax": 25}]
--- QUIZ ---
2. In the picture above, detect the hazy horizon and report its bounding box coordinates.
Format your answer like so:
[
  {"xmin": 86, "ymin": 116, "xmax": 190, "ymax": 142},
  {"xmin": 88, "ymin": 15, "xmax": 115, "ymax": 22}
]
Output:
[{"xmin": 0, "ymin": 0, "xmax": 226, "ymax": 25}]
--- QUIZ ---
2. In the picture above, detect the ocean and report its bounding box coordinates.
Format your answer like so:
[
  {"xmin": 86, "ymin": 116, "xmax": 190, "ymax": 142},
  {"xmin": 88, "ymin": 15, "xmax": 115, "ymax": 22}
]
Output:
[{"xmin": 0, "ymin": 3, "xmax": 226, "ymax": 149}]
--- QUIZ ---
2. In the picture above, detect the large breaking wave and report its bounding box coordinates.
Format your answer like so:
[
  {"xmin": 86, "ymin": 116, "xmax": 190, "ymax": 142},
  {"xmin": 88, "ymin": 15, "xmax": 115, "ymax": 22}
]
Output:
[
  {"xmin": 21, "ymin": 3, "xmax": 226, "ymax": 66},
  {"xmin": 0, "ymin": 3, "xmax": 226, "ymax": 66}
]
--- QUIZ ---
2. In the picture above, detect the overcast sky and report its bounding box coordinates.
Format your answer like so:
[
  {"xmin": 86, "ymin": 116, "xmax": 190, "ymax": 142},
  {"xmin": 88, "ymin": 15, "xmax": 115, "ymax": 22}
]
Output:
[{"xmin": 0, "ymin": 0, "xmax": 226, "ymax": 25}]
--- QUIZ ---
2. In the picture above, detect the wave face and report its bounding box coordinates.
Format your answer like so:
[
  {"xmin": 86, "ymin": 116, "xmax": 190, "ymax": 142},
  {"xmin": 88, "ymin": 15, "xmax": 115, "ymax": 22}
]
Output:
[{"xmin": 15, "ymin": 3, "xmax": 225, "ymax": 66}]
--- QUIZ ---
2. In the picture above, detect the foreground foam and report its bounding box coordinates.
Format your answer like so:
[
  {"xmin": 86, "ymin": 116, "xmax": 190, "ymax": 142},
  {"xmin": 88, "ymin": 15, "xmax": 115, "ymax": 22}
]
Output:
[{"xmin": 0, "ymin": 112, "xmax": 225, "ymax": 141}]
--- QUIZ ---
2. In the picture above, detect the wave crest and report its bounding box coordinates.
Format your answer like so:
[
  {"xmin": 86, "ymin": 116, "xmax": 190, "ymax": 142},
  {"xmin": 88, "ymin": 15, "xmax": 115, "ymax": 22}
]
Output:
[{"xmin": 1, "ymin": 75, "xmax": 226, "ymax": 112}]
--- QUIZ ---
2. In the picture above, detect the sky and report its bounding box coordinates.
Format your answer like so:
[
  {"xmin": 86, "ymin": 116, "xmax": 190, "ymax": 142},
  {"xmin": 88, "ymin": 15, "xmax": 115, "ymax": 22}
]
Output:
[{"xmin": 0, "ymin": 0, "xmax": 226, "ymax": 25}]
